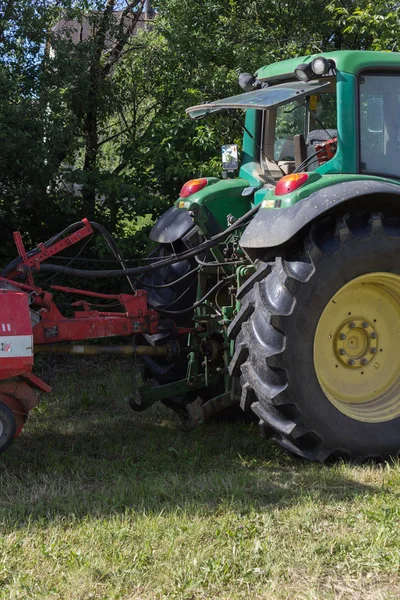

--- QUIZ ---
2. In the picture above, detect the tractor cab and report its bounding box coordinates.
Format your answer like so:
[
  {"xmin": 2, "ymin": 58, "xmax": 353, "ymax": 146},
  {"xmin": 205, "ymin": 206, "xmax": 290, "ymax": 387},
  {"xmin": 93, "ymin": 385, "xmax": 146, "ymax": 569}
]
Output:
[
  {"xmin": 186, "ymin": 57, "xmax": 338, "ymax": 183},
  {"xmin": 187, "ymin": 50, "xmax": 400, "ymax": 194}
]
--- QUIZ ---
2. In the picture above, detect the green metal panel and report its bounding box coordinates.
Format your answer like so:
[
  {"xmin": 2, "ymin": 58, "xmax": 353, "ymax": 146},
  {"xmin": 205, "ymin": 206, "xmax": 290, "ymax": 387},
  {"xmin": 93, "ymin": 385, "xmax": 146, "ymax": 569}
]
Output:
[
  {"xmin": 238, "ymin": 109, "xmax": 264, "ymax": 187},
  {"xmin": 318, "ymin": 71, "xmax": 357, "ymax": 175},
  {"xmin": 254, "ymin": 173, "xmax": 400, "ymax": 209},
  {"xmin": 176, "ymin": 178, "xmax": 252, "ymax": 232},
  {"xmin": 256, "ymin": 50, "xmax": 400, "ymax": 82}
]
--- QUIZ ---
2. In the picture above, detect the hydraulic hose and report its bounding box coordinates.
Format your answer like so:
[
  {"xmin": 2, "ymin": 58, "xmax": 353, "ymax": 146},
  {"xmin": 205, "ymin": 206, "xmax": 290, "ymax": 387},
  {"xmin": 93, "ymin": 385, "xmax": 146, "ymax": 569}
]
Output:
[
  {"xmin": 89, "ymin": 221, "xmax": 136, "ymax": 292},
  {"xmin": 36, "ymin": 205, "xmax": 260, "ymax": 279},
  {"xmin": 140, "ymin": 265, "xmax": 200, "ymax": 289},
  {"xmin": 157, "ymin": 275, "xmax": 236, "ymax": 315},
  {"xmin": 2, "ymin": 220, "xmax": 136, "ymax": 291}
]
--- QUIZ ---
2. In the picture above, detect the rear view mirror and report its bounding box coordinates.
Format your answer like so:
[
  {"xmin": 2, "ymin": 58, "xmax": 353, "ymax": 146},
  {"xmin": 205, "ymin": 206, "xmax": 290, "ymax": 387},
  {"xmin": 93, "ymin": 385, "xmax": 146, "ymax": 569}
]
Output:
[
  {"xmin": 366, "ymin": 97, "xmax": 383, "ymax": 133},
  {"xmin": 221, "ymin": 144, "xmax": 239, "ymax": 171}
]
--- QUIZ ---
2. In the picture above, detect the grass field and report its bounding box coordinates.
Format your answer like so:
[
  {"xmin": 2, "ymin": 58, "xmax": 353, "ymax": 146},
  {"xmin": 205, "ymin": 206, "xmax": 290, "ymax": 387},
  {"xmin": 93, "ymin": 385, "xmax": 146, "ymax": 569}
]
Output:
[{"xmin": 0, "ymin": 357, "xmax": 400, "ymax": 599}]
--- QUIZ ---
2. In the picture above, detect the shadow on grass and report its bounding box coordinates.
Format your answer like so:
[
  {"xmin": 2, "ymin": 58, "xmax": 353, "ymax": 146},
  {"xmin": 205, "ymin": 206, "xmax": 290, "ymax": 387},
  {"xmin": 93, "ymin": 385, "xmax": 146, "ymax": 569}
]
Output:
[{"xmin": 0, "ymin": 358, "xmax": 380, "ymax": 525}]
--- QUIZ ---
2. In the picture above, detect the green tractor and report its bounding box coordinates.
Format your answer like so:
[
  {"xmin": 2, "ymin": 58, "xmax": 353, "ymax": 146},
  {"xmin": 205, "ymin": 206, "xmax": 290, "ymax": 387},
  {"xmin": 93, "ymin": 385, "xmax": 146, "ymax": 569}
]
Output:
[
  {"xmin": 6, "ymin": 50, "xmax": 400, "ymax": 462},
  {"xmin": 138, "ymin": 49, "xmax": 400, "ymax": 462}
]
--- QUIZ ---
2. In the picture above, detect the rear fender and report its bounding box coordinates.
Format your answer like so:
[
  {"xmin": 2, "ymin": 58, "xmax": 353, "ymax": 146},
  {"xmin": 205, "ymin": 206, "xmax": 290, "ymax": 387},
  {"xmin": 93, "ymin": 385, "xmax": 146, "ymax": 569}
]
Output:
[{"xmin": 240, "ymin": 180, "xmax": 400, "ymax": 255}]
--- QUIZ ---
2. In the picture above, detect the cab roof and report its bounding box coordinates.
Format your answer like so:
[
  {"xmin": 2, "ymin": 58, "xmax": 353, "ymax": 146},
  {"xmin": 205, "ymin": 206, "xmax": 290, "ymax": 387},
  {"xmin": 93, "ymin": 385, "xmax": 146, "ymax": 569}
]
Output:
[{"xmin": 256, "ymin": 50, "xmax": 400, "ymax": 83}]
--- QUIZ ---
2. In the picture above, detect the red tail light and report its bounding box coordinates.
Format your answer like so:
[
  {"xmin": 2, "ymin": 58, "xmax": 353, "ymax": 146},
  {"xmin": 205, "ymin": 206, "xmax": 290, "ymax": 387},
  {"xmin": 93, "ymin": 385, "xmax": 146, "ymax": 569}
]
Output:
[
  {"xmin": 179, "ymin": 178, "xmax": 208, "ymax": 198},
  {"xmin": 275, "ymin": 173, "xmax": 309, "ymax": 196}
]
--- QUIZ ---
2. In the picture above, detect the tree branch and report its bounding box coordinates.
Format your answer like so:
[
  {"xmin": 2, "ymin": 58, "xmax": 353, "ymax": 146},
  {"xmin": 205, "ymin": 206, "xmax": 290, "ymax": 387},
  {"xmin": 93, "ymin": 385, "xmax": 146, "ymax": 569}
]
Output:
[
  {"xmin": 101, "ymin": 0, "xmax": 146, "ymax": 79},
  {"xmin": 98, "ymin": 126, "xmax": 131, "ymax": 146}
]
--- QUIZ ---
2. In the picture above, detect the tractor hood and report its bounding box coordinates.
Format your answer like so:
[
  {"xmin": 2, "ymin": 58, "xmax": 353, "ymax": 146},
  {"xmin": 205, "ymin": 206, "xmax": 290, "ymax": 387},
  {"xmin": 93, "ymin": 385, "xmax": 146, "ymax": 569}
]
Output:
[{"xmin": 186, "ymin": 80, "xmax": 329, "ymax": 120}]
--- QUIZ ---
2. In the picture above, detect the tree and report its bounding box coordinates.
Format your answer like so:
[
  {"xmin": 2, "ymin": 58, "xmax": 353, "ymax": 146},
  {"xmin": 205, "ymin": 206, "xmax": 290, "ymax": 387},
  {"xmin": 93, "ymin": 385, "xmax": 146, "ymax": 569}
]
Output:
[
  {"xmin": 327, "ymin": 1, "xmax": 400, "ymax": 50},
  {"xmin": 1, "ymin": 0, "xmax": 397, "ymax": 260},
  {"xmin": 0, "ymin": 0, "xmax": 61, "ymax": 245},
  {"xmin": 47, "ymin": 0, "xmax": 148, "ymax": 220}
]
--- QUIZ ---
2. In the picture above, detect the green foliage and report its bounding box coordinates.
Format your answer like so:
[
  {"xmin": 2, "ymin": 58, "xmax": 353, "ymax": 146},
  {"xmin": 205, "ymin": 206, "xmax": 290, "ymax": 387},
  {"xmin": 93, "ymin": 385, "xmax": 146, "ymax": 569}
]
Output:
[
  {"xmin": 327, "ymin": 1, "xmax": 400, "ymax": 50},
  {"xmin": 0, "ymin": 0, "xmax": 399, "ymax": 263}
]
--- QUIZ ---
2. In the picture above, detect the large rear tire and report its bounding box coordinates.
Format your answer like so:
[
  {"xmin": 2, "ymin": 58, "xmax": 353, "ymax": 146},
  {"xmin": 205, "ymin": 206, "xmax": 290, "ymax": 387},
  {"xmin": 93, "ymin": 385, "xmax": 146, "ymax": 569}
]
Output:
[{"xmin": 230, "ymin": 213, "xmax": 400, "ymax": 462}]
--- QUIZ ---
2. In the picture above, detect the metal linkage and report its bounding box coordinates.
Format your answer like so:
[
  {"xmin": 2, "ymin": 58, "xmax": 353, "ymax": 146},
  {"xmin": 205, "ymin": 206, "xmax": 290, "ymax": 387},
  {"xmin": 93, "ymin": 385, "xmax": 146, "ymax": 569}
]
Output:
[
  {"xmin": 35, "ymin": 341, "xmax": 181, "ymax": 359},
  {"xmin": 10, "ymin": 219, "xmax": 94, "ymax": 283}
]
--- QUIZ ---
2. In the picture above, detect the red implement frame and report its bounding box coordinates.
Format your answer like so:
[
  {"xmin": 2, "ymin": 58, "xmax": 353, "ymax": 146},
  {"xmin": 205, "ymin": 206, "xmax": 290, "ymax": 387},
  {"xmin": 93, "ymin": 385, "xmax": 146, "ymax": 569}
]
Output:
[
  {"xmin": 31, "ymin": 286, "xmax": 160, "ymax": 344},
  {"xmin": 4, "ymin": 219, "xmax": 162, "ymax": 344},
  {"xmin": 10, "ymin": 219, "xmax": 94, "ymax": 283},
  {"xmin": 0, "ymin": 219, "xmax": 198, "ymax": 441}
]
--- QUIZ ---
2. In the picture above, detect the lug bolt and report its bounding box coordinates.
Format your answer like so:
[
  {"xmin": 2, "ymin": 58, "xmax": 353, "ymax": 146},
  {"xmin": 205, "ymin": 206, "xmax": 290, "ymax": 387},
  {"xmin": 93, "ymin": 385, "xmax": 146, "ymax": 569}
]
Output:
[
  {"xmin": 370, "ymin": 332, "xmax": 377, "ymax": 339},
  {"xmin": 348, "ymin": 359, "xmax": 355, "ymax": 366},
  {"xmin": 362, "ymin": 321, "xmax": 369, "ymax": 328},
  {"xmin": 339, "ymin": 349, "xmax": 346, "ymax": 355},
  {"xmin": 339, "ymin": 333, "xmax": 346, "ymax": 340},
  {"xmin": 361, "ymin": 358, "xmax": 368, "ymax": 365},
  {"xmin": 370, "ymin": 348, "xmax": 377, "ymax": 354},
  {"xmin": 349, "ymin": 322, "xmax": 356, "ymax": 329}
]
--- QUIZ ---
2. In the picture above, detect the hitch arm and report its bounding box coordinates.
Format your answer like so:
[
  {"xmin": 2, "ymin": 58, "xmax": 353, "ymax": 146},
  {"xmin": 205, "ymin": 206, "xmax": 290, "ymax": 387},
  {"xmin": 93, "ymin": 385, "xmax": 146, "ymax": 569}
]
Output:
[{"xmin": 9, "ymin": 219, "xmax": 94, "ymax": 282}]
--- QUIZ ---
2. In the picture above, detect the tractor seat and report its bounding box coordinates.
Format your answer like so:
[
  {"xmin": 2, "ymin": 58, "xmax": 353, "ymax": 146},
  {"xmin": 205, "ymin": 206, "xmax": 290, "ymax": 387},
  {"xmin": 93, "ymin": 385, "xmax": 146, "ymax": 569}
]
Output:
[{"xmin": 307, "ymin": 129, "xmax": 338, "ymax": 145}]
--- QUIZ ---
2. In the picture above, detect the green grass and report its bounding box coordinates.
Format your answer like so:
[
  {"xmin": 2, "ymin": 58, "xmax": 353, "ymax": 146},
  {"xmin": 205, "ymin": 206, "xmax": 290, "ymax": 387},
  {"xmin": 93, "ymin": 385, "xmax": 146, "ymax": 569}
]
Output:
[{"xmin": 1, "ymin": 357, "xmax": 400, "ymax": 599}]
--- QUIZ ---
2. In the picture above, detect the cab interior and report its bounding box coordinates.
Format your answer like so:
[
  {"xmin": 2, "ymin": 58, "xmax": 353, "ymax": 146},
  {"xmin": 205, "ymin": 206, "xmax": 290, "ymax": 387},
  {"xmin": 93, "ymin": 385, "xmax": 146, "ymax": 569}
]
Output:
[{"xmin": 261, "ymin": 79, "xmax": 337, "ymax": 179}]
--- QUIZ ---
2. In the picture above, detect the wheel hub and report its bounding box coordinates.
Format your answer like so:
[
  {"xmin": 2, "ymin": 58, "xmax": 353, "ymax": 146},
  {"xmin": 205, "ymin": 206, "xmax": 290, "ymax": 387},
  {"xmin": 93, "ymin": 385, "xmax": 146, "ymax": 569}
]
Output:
[
  {"xmin": 335, "ymin": 318, "xmax": 378, "ymax": 368},
  {"xmin": 314, "ymin": 272, "xmax": 400, "ymax": 423}
]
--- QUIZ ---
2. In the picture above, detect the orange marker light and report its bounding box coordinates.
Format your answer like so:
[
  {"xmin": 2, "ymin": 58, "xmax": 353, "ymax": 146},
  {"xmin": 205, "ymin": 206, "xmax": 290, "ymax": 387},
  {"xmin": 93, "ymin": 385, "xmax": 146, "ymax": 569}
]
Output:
[
  {"xmin": 179, "ymin": 178, "xmax": 208, "ymax": 198},
  {"xmin": 274, "ymin": 173, "xmax": 309, "ymax": 196}
]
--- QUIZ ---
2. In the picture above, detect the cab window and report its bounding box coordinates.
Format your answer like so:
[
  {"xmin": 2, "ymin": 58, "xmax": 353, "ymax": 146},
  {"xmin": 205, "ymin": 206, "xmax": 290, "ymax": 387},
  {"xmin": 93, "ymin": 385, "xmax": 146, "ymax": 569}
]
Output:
[
  {"xmin": 262, "ymin": 81, "xmax": 337, "ymax": 179},
  {"xmin": 359, "ymin": 73, "xmax": 400, "ymax": 178}
]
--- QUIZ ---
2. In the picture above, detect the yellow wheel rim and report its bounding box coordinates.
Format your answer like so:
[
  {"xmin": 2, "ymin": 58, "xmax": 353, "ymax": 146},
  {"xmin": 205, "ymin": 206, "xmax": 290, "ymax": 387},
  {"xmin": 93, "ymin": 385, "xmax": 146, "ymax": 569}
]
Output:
[{"xmin": 314, "ymin": 272, "xmax": 400, "ymax": 423}]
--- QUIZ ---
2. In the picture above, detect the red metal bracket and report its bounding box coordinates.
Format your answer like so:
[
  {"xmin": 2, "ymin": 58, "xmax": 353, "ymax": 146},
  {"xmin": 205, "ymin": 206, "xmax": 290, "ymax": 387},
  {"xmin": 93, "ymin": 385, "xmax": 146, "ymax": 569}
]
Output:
[
  {"xmin": 10, "ymin": 219, "xmax": 94, "ymax": 282},
  {"xmin": 13, "ymin": 231, "xmax": 34, "ymax": 286}
]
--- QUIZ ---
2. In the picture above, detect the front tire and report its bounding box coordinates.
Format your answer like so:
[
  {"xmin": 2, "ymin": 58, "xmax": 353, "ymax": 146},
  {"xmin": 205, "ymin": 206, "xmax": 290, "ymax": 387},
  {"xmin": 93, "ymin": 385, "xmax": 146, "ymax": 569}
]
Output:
[{"xmin": 230, "ymin": 213, "xmax": 400, "ymax": 462}]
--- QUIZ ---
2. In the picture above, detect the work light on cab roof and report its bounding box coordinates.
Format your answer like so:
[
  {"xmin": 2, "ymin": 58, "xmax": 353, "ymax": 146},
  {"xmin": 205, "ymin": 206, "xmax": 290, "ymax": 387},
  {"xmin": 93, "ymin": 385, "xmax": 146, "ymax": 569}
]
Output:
[{"xmin": 295, "ymin": 56, "xmax": 335, "ymax": 81}]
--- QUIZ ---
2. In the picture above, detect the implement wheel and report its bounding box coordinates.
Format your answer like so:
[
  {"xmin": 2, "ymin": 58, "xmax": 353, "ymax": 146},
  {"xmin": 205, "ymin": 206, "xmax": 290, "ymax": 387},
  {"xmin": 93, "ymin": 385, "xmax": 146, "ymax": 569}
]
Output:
[
  {"xmin": 0, "ymin": 401, "xmax": 17, "ymax": 453},
  {"xmin": 230, "ymin": 213, "xmax": 400, "ymax": 462}
]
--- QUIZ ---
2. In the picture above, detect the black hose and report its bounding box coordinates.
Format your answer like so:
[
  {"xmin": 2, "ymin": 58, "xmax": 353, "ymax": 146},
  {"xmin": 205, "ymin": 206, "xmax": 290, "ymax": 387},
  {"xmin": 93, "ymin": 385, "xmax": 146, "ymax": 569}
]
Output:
[
  {"xmin": 157, "ymin": 276, "xmax": 198, "ymax": 309},
  {"xmin": 139, "ymin": 266, "xmax": 200, "ymax": 289},
  {"xmin": 293, "ymin": 149, "xmax": 323, "ymax": 173},
  {"xmin": 157, "ymin": 275, "xmax": 236, "ymax": 315},
  {"xmin": 89, "ymin": 221, "xmax": 136, "ymax": 292},
  {"xmin": 44, "ymin": 255, "xmax": 163, "ymax": 263},
  {"xmin": 2, "ymin": 220, "xmax": 136, "ymax": 292},
  {"xmin": 36, "ymin": 205, "xmax": 260, "ymax": 279}
]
